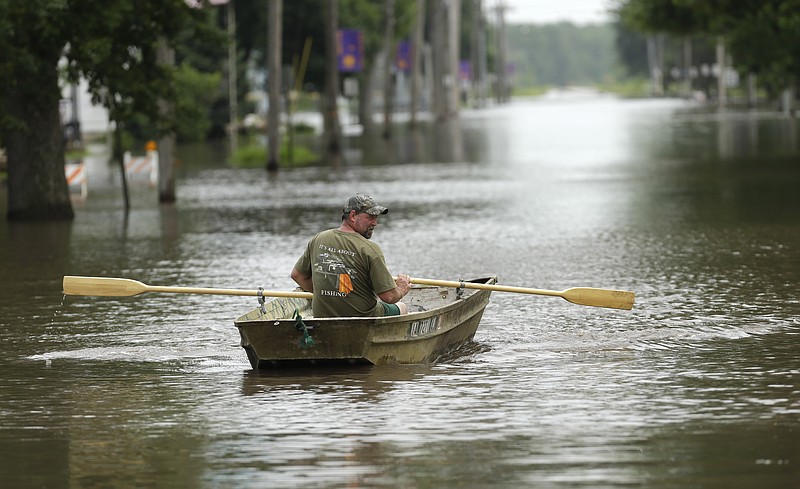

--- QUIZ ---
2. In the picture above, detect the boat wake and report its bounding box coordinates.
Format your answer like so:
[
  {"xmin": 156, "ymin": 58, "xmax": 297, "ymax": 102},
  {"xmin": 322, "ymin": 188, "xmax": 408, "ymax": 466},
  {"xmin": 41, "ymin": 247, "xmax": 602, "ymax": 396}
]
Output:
[{"xmin": 26, "ymin": 346, "xmax": 249, "ymax": 371}]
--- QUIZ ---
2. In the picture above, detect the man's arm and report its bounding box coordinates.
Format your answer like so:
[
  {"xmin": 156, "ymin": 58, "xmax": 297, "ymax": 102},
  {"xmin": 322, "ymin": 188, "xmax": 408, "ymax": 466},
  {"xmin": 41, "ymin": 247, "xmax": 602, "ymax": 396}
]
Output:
[
  {"xmin": 291, "ymin": 267, "xmax": 314, "ymax": 292},
  {"xmin": 377, "ymin": 274, "xmax": 411, "ymax": 304}
]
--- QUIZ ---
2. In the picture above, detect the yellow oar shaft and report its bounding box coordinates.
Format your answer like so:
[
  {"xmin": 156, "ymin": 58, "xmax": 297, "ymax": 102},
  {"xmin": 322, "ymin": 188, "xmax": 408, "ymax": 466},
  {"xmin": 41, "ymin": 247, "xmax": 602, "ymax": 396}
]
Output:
[
  {"xmin": 408, "ymin": 277, "xmax": 635, "ymax": 310},
  {"xmin": 145, "ymin": 285, "xmax": 310, "ymax": 298},
  {"xmin": 409, "ymin": 277, "xmax": 561, "ymax": 297}
]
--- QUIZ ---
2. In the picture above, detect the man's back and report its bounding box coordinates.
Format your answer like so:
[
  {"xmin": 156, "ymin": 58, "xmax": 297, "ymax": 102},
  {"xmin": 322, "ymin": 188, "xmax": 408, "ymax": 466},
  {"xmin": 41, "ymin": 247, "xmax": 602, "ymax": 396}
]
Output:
[{"xmin": 295, "ymin": 229, "xmax": 396, "ymax": 317}]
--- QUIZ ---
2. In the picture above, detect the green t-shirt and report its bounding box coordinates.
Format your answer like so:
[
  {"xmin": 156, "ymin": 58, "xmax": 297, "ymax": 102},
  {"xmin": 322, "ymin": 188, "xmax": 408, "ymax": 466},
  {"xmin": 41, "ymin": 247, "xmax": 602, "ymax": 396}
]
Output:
[{"xmin": 294, "ymin": 229, "xmax": 397, "ymax": 317}]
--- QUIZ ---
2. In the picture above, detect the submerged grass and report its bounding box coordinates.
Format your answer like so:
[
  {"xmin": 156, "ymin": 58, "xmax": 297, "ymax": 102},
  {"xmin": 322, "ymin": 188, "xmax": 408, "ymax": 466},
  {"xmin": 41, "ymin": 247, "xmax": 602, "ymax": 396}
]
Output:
[{"xmin": 232, "ymin": 139, "xmax": 318, "ymax": 168}]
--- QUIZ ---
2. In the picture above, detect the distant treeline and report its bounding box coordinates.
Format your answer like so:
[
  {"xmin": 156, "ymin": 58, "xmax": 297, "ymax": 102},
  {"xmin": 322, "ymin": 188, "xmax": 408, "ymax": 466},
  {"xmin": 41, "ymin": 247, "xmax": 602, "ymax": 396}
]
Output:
[{"xmin": 506, "ymin": 22, "xmax": 618, "ymax": 89}]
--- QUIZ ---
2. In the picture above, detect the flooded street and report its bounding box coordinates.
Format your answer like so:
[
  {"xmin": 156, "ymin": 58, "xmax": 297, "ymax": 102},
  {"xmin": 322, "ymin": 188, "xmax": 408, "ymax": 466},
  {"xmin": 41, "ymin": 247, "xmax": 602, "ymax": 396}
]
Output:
[{"xmin": 1, "ymin": 96, "xmax": 798, "ymax": 488}]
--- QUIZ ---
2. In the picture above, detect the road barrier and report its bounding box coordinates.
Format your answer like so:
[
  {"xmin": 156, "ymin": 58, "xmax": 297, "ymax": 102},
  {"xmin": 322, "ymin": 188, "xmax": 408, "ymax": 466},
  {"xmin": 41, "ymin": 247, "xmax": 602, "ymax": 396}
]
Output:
[
  {"xmin": 123, "ymin": 150, "xmax": 158, "ymax": 186},
  {"xmin": 65, "ymin": 161, "xmax": 88, "ymax": 198}
]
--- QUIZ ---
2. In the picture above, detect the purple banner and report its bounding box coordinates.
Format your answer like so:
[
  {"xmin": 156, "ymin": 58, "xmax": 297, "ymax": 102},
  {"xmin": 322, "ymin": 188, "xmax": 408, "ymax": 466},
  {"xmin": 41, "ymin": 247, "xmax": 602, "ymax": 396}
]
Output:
[
  {"xmin": 337, "ymin": 29, "xmax": 364, "ymax": 73},
  {"xmin": 396, "ymin": 40, "xmax": 411, "ymax": 72},
  {"xmin": 459, "ymin": 60, "xmax": 472, "ymax": 81}
]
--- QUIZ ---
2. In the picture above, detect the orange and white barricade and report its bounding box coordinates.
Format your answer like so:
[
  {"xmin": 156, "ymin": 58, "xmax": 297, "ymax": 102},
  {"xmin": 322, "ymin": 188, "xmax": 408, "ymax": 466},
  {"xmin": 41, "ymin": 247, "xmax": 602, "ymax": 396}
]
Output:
[
  {"xmin": 123, "ymin": 149, "xmax": 158, "ymax": 186},
  {"xmin": 64, "ymin": 161, "xmax": 88, "ymax": 198}
]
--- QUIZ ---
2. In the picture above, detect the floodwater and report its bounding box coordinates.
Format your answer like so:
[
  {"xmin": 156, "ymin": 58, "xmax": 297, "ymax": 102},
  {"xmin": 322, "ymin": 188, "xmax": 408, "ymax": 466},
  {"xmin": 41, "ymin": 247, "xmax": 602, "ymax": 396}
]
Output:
[{"xmin": 1, "ymin": 95, "xmax": 798, "ymax": 488}]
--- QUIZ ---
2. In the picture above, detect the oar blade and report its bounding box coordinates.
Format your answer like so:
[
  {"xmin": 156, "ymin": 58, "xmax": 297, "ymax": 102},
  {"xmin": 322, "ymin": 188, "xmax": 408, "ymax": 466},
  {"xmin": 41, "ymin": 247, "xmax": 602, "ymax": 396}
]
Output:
[
  {"xmin": 561, "ymin": 287, "xmax": 635, "ymax": 310},
  {"xmin": 63, "ymin": 276, "xmax": 148, "ymax": 297}
]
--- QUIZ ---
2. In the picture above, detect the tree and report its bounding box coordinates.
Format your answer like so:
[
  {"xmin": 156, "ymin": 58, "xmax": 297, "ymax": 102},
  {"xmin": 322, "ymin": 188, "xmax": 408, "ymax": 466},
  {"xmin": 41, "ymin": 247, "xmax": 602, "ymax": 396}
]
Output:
[
  {"xmin": 507, "ymin": 23, "xmax": 617, "ymax": 87},
  {"xmin": 705, "ymin": 1, "xmax": 800, "ymax": 92},
  {"xmin": 267, "ymin": 0, "xmax": 282, "ymax": 172},
  {"xmin": 430, "ymin": 0, "xmax": 462, "ymax": 119},
  {"xmin": 0, "ymin": 0, "xmax": 207, "ymax": 221},
  {"xmin": 338, "ymin": 0, "xmax": 417, "ymax": 134},
  {"xmin": 323, "ymin": 0, "xmax": 343, "ymax": 165},
  {"xmin": 382, "ymin": 0, "xmax": 396, "ymax": 139},
  {"xmin": 615, "ymin": 0, "xmax": 800, "ymax": 100}
]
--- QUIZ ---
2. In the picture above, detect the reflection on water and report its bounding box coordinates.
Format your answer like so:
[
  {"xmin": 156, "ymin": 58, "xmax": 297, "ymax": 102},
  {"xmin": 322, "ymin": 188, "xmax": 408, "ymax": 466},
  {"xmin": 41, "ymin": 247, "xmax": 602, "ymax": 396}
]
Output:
[{"xmin": 1, "ymin": 97, "xmax": 799, "ymax": 488}]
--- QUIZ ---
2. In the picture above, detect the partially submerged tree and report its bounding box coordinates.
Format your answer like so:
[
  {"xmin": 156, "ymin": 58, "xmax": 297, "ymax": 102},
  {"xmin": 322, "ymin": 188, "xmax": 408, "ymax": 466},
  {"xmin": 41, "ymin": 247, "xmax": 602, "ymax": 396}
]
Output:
[{"xmin": 0, "ymin": 0, "xmax": 207, "ymax": 221}]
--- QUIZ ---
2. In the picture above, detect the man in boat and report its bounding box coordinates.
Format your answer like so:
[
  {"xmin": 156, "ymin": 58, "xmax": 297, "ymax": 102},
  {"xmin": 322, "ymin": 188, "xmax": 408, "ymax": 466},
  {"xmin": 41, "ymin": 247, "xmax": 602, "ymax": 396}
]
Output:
[{"xmin": 291, "ymin": 194, "xmax": 411, "ymax": 317}]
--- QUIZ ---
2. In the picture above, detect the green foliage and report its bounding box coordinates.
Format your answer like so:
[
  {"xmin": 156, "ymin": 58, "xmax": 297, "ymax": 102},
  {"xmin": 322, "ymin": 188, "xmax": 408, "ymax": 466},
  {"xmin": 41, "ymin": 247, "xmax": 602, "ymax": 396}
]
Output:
[
  {"xmin": 174, "ymin": 63, "xmax": 221, "ymax": 141},
  {"xmin": 616, "ymin": 0, "xmax": 708, "ymax": 34},
  {"xmin": 0, "ymin": 0, "xmax": 218, "ymax": 134},
  {"xmin": 234, "ymin": 0, "xmax": 415, "ymax": 92},
  {"xmin": 597, "ymin": 77, "xmax": 652, "ymax": 97},
  {"xmin": 232, "ymin": 140, "xmax": 318, "ymax": 168},
  {"xmin": 104, "ymin": 64, "xmax": 221, "ymax": 144},
  {"xmin": 64, "ymin": 148, "xmax": 88, "ymax": 161},
  {"xmin": 715, "ymin": 1, "xmax": 800, "ymax": 89},
  {"xmin": 615, "ymin": 0, "xmax": 800, "ymax": 94}
]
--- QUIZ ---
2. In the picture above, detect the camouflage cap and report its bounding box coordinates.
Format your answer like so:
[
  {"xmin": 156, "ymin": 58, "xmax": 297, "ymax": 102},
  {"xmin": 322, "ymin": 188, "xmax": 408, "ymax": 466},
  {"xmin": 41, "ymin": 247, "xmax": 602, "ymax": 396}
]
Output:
[{"xmin": 343, "ymin": 194, "xmax": 388, "ymax": 216}]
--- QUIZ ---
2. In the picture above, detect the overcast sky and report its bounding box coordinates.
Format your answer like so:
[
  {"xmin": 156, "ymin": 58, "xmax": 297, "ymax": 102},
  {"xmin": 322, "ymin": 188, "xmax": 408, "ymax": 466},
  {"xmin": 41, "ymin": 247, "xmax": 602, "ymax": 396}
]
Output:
[{"xmin": 493, "ymin": 0, "xmax": 614, "ymax": 25}]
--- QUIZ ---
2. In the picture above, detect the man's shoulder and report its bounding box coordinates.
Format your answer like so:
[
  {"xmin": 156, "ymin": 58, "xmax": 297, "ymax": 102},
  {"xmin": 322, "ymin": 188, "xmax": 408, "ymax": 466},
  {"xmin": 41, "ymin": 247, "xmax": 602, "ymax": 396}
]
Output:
[
  {"xmin": 310, "ymin": 228, "xmax": 338, "ymax": 242},
  {"xmin": 322, "ymin": 230, "xmax": 384, "ymax": 255}
]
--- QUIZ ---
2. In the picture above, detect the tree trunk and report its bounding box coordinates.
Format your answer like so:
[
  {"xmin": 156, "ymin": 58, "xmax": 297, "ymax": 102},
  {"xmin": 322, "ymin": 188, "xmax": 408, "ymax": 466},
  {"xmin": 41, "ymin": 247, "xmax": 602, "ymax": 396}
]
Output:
[
  {"xmin": 447, "ymin": 0, "xmax": 461, "ymax": 113},
  {"xmin": 358, "ymin": 66, "xmax": 376, "ymax": 134},
  {"xmin": 5, "ymin": 69, "xmax": 73, "ymax": 221},
  {"xmin": 430, "ymin": 0, "xmax": 447, "ymax": 120},
  {"xmin": 646, "ymin": 34, "xmax": 664, "ymax": 97},
  {"xmin": 495, "ymin": 3, "xmax": 509, "ymax": 103},
  {"xmin": 431, "ymin": 0, "xmax": 460, "ymax": 121},
  {"xmin": 471, "ymin": 0, "xmax": 488, "ymax": 108},
  {"xmin": 227, "ymin": 2, "xmax": 239, "ymax": 156},
  {"xmin": 157, "ymin": 39, "xmax": 176, "ymax": 203},
  {"xmin": 716, "ymin": 37, "xmax": 726, "ymax": 107},
  {"xmin": 682, "ymin": 36, "xmax": 692, "ymax": 98},
  {"xmin": 382, "ymin": 0, "xmax": 395, "ymax": 139},
  {"xmin": 267, "ymin": 0, "xmax": 282, "ymax": 172},
  {"xmin": 410, "ymin": 0, "xmax": 426, "ymax": 127},
  {"xmin": 323, "ymin": 0, "xmax": 342, "ymax": 165}
]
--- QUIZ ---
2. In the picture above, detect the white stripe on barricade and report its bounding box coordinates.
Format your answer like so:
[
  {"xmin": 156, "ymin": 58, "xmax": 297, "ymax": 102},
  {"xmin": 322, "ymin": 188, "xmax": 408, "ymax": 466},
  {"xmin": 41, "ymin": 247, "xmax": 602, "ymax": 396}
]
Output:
[
  {"xmin": 64, "ymin": 162, "xmax": 88, "ymax": 198},
  {"xmin": 123, "ymin": 150, "xmax": 159, "ymax": 186}
]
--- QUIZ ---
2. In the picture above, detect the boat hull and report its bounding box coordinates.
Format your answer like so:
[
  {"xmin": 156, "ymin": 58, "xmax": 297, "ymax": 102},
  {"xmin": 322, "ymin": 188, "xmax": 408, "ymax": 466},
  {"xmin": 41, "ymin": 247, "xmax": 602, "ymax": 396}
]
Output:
[{"xmin": 235, "ymin": 277, "xmax": 496, "ymax": 369}]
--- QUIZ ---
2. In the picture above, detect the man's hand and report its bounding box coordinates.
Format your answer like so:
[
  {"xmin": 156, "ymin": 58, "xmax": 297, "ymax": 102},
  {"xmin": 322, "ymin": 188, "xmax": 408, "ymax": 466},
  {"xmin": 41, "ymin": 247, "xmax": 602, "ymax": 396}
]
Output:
[
  {"xmin": 395, "ymin": 274, "xmax": 411, "ymax": 297},
  {"xmin": 379, "ymin": 274, "xmax": 411, "ymax": 304}
]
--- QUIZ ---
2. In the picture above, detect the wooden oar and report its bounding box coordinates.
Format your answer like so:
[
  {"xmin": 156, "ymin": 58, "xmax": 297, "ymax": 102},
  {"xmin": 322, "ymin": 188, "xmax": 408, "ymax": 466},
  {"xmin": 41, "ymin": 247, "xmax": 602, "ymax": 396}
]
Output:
[
  {"xmin": 62, "ymin": 276, "xmax": 313, "ymax": 299},
  {"xmin": 63, "ymin": 275, "xmax": 634, "ymax": 310},
  {"xmin": 408, "ymin": 277, "xmax": 635, "ymax": 310}
]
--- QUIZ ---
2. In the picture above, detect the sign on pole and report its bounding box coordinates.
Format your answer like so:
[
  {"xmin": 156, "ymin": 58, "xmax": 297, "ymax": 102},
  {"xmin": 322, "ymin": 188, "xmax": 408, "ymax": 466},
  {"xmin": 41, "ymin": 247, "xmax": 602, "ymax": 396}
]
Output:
[
  {"xmin": 396, "ymin": 40, "xmax": 411, "ymax": 72},
  {"xmin": 337, "ymin": 29, "xmax": 364, "ymax": 73}
]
